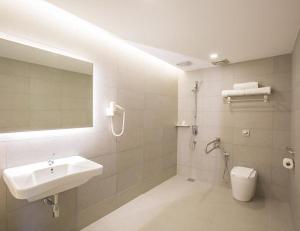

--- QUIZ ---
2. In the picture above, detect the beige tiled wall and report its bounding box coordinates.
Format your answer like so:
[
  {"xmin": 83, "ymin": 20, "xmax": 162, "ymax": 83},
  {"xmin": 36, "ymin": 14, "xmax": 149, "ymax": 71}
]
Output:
[
  {"xmin": 0, "ymin": 46, "xmax": 180, "ymax": 230},
  {"xmin": 0, "ymin": 2, "xmax": 183, "ymax": 230},
  {"xmin": 177, "ymin": 55, "xmax": 291, "ymax": 201},
  {"xmin": 290, "ymin": 31, "xmax": 300, "ymax": 231},
  {"xmin": 0, "ymin": 57, "xmax": 93, "ymax": 132}
]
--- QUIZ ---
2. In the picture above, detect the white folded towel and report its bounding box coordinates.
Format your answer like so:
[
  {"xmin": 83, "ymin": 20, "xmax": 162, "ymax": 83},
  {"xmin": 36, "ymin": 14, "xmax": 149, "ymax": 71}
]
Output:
[
  {"xmin": 221, "ymin": 87, "xmax": 271, "ymax": 97},
  {"xmin": 244, "ymin": 87, "xmax": 271, "ymax": 95},
  {"xmin": 233, "ymin": 82, "xmax": 258, "ymax": 90}
]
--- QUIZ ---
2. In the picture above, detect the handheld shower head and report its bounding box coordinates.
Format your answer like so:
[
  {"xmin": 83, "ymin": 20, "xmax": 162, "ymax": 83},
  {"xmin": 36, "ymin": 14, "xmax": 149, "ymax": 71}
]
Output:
[{"xmin": 192, "ymin": 80, "xmax": 201, "ymax": 93}]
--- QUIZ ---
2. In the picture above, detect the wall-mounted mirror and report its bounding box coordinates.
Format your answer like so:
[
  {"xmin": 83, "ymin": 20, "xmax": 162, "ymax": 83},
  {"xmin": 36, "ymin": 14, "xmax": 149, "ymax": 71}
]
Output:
[{"xmin": 0, "ymin": 38, "xmax": 93, "ymax": 132}]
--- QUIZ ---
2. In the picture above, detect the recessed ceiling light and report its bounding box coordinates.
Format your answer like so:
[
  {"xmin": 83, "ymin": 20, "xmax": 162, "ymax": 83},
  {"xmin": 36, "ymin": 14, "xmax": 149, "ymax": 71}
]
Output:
[{"xmin": 210, "ymin": 53, "xmax": 218, "ymax": 60}]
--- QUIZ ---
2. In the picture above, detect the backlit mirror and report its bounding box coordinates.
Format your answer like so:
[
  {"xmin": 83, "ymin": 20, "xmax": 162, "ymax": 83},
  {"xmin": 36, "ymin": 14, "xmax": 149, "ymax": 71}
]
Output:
[{"xmin": 0, "ymin": 38, "xmax": 93, "ymax": 132}]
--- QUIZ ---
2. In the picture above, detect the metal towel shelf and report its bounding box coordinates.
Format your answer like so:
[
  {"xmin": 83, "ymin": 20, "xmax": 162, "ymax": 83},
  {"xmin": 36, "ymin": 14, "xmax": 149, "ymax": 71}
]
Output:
[{"xmin": 225, "ymin": 95, "xmax": 269, "ymax": 104}]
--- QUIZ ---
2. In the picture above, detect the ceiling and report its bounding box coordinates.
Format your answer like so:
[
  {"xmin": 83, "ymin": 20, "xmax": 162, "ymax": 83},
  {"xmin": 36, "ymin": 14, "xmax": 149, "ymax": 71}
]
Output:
[
  {"xmin": 0, "ymin": 38, "xmax": 92, "ymax": 74},
  {"xmin": 47, "ymin": 0, "xmax": 300, "ymax": 70}
]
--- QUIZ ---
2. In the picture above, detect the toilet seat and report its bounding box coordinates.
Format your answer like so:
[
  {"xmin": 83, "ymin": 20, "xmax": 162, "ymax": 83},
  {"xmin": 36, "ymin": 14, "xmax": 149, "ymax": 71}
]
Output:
[{"xmin": 231, "ymin": 166, "xmax": 256, "ymax": 179}]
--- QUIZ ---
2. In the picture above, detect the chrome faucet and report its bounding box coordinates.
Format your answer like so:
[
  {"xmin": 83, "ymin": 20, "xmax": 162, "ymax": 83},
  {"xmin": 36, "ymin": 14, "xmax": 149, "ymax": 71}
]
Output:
[{"xmin": 48, "ymin": 153, "xmax": 55, "ymax": 166}]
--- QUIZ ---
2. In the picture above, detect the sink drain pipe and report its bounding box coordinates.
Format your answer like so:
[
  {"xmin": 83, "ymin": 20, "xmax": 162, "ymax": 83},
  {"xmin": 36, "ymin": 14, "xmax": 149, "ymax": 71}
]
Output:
[{"xmin": 42, "ymin": 194, "xmax": 59, "ymax": 218}]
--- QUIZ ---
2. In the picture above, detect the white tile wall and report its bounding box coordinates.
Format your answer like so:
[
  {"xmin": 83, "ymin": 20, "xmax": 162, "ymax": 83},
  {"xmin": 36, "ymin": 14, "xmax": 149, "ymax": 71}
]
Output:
[
  {"xmin": 0, "ymin": 44, "xmax": 181, "ymax": 231},
  {"xmin": 0, "ymin": 2, "xmax": 186, "ymax": 229},
  {"xmin": 177, "ymin": 55, "xmax": 291, "ymax": 201}
]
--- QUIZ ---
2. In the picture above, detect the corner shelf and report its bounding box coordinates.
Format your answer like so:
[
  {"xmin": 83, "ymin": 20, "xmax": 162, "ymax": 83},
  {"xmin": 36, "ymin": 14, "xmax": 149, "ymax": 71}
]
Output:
[{"xmin": 175, "ymin": 124, "xmax": 191, "ymax": 128}]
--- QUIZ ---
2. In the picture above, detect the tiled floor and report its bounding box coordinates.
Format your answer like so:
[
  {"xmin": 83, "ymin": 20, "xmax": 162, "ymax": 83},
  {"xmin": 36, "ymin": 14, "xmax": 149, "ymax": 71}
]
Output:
[{"xmin": 82, "ymin": 176, "xmax": 294, "ymax": 231}]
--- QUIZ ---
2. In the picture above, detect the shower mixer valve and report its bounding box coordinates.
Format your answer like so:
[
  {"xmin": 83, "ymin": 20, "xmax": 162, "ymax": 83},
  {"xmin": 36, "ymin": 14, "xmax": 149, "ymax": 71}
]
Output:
[{"xmin": 192, "ymin": 125, "xmax": 198, "ymax": 136}]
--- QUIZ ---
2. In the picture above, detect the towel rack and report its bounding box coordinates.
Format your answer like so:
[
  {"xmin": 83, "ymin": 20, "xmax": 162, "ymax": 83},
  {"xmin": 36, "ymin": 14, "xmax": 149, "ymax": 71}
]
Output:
[{"xmin": 225, "ymin": 95, "xmax": 269, "ymax": 104}]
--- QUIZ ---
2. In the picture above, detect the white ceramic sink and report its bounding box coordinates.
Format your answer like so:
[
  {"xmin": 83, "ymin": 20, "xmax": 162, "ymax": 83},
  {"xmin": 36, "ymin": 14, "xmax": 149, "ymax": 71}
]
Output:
[{"xmin": 3, "ymin": 156, "xmax": 103, "ymax": 202}]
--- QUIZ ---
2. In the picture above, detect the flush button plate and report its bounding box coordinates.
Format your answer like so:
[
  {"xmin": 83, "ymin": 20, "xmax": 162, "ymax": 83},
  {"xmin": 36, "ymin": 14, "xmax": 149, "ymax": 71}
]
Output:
[{"xmin": 242, "ymin": 129, "xmax": 250, "ymax": 137}]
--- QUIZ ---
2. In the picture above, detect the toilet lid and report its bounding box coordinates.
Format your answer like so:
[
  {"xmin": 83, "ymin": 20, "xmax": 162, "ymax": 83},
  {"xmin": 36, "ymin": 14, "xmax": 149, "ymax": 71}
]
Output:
[{"xmin": 231, "ymin": 166, "xmax": 256, "ymax": 178}]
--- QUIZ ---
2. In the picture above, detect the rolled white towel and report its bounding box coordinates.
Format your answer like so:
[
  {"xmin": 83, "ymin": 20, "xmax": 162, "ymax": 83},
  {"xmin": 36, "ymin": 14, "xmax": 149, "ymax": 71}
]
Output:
[
  {"xmin": 221, "ymin": 89, "xmax": 245, "ymax": 97},
  {"xmin": 233, "ymin": 82, "xmax": 258, "ymax": 90}
]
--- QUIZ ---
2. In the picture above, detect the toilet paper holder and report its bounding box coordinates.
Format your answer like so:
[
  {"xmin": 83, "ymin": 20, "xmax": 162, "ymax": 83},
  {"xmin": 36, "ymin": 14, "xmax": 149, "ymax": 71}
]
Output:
[
  {"xmin": 283, "ymin": 158, "xmax": 295, "ymax": 170},
  {"xmin": 286, "ymin": 147, "xmax": 296, "ymax": 156}
]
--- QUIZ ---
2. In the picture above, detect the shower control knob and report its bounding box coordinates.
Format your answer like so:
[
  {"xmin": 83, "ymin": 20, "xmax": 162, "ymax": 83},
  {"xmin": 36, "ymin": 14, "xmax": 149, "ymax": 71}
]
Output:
[
  {"xmin": 286, "ymin": 147, "xmax": 296, "ymax": 156},
  {"xmin": 242, "ymin": 129, "xmax": 250, "ymax": 137}
]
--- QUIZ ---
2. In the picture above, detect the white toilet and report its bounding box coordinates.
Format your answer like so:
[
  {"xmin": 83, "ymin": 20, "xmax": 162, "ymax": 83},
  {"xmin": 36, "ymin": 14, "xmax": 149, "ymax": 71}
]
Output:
[{"xmin": 230, "ymin": 166, "xmax": 257, "ymax": 202}]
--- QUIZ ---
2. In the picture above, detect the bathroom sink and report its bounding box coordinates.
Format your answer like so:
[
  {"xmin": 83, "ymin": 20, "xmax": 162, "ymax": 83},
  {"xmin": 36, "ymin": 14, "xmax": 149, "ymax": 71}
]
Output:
[{"xmin": 3, "ymin": 156, "xmax": 103, "ymax": 202}]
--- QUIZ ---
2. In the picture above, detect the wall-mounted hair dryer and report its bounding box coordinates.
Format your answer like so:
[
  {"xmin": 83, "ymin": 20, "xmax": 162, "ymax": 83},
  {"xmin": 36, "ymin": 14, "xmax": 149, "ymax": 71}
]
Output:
[{"xmin": 106, "ymin": 101, "xmax": 126, "ymax": 137}]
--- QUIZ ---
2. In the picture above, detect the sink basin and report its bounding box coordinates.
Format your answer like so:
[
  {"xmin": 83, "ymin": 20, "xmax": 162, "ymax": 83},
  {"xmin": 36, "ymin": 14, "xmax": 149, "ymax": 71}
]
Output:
[{"xmin": 3, "ymin": 156, "xmax": 103, "ymax": 202}]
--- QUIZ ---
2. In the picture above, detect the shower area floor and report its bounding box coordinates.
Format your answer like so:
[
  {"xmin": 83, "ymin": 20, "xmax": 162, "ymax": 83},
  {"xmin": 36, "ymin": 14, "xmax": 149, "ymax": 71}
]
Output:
[{"xmin": 81, "ymin": 176, "xmax": 294, "ymax": 231}]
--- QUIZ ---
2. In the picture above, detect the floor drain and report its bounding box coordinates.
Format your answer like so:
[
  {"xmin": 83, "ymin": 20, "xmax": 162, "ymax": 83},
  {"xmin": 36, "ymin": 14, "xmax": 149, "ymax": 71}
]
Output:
[{"xmin": 187, "ymin": 178, "xmax": 195, "ymax": 182}]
